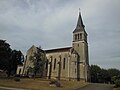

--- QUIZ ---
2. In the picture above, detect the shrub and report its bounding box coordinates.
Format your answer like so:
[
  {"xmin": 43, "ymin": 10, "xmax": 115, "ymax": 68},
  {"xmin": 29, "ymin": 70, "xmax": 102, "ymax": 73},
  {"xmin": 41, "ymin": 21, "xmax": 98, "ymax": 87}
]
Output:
[
  {"xmin": 49, "ymin": 80, "xmax": 57, "ymax": 84},
  {"xmin": 14, "ymin": 74, "xmax": 20, "ymax": 77},
  {"xmin": 14, "ymin": 77, "xmax": 20, "ymax": 82},
  {"xmin": 112, "ymin": 76, "xmax": 118, "ymax": 82},
  {"xmin": 55, "ymin": 81, "xmax": 61, "ymax": 87},
  {"xmin": 115, "ymin": 79, "xmax": 120, "ymax": 87},
  {"xmin": 49, "ymin": 80, "xmax": 61, "ymax": 87}
]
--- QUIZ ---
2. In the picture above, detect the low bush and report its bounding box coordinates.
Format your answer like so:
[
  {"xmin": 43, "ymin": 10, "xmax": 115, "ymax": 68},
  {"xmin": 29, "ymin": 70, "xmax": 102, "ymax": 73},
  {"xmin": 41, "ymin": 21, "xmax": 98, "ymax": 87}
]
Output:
[
  {"xmin": 49, "ymin": 80, "xmax": 61, "ymax": 87},
  {"xmin": 14, "ymin": 77, "xmax": 20, "ymax": 82},
  {"xmin": 55, "ymin": 81, "xmax": 61, "ymax": 87},
  {"xmin": 115, "ymin": 79, "xmax": 120, "ymax": 87},
  {"xmin": 49, "ymin": 80, "xmax": 57, "ymax": 84}
]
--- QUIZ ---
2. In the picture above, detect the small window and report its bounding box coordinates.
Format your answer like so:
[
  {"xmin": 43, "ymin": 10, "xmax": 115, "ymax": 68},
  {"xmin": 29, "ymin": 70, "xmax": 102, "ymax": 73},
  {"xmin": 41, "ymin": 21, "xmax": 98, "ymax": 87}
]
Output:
[
  {"xmin": 78, "ymin": 44, "xmax": 79, "ymax": 47},
  {"xmin": 54, "ymin": 59, "xmax": 56, "ymax": 70},
  {"xmin": 63, "ymin": 58, "xmax": 66, "ymax": 69}
]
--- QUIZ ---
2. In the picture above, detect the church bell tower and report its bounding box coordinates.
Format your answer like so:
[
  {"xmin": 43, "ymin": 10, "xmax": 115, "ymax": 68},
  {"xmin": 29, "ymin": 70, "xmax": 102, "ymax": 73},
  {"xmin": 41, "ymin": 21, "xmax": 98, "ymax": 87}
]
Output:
[{"xmin": 72, "ymin": 11, "xmax": 89, "ymax": 81}]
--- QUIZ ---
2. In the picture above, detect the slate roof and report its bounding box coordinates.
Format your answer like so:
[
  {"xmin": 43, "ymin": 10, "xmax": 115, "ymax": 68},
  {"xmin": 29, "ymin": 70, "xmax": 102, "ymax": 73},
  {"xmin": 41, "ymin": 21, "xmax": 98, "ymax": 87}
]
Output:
[{"xmin": 73, "ymin": 12, "xmax": 85, "ymax": 33}]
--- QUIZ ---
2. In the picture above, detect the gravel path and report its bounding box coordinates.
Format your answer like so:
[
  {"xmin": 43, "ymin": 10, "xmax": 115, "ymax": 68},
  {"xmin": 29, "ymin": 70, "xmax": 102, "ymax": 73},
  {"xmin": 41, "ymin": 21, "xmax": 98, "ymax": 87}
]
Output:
[{"xmin": 76, "ymin": 83, "xmax": 113, "ymax": 90}]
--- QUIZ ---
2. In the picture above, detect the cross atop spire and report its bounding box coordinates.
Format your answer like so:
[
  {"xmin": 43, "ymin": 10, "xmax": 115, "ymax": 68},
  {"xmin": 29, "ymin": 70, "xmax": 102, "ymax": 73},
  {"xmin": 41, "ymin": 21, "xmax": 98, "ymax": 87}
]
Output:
[
  {"xmin": 73, "ymin": 9, "xmax": 85, "ymax": 33},
  {"xmin": 77, "ymin": 10, "xmax": 84, "ymax": 28}
]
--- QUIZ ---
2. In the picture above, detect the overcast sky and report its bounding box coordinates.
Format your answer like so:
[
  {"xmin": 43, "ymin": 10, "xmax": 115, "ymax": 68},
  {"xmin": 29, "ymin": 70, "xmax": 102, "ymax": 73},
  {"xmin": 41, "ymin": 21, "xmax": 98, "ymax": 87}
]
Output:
[{"xmin": 0, "ymin": 0, "xmax": 120, "ymax": 69}]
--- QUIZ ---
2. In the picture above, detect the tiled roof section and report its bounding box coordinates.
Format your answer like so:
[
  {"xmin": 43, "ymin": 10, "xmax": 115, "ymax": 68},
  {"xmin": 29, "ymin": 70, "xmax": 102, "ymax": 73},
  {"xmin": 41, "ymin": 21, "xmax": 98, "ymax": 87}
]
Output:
[{"xmin": 45, "ymin": 47, "xmax": 72, "ymax": 53}]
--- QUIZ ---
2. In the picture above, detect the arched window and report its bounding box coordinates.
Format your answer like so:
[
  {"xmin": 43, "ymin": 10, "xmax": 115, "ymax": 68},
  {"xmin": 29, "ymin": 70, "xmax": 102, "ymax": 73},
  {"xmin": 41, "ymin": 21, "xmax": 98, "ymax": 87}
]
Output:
[
  {"xmin": 78, "ymin": 34, "xmax": 79, "ymax": 40},
  {"xmin": 54, "ymin": 58, "xmax": 56, "ymax": 70},
  {"xmin": 75, "ymin": 68, "xmax": 76, "ymax": 73},
  {"xmin": 63, "ymin": 58, "xmax": 66, "ymax": 69},
  {"xmin": 80, "ymin": 33, "xmax": 82, "ymax": 39},
  {"xmin": 19, "ymin": 68, "xmax": 21, "ymax": 75},
  {"xmin": 45, "ymin": 59, "xmax": 48, "ymax": 69},
  {"xmin": 75, "ymin": 34, "xmax": 77, "ymax": 40}
]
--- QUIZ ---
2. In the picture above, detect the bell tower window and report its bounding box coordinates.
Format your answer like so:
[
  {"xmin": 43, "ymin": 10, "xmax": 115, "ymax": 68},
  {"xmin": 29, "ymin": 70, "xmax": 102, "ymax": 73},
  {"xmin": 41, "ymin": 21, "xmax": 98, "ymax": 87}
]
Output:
[
  {"xmin": 80, "ymin": 33, "xmax": 82, "ymax": 40},
  {"xmin": 75, "ymin": 34, "xmax": 77, "ymax": 41},
  {"xmin": 78, "ymin": 34, "xmax": 79, "ymax": 40}
]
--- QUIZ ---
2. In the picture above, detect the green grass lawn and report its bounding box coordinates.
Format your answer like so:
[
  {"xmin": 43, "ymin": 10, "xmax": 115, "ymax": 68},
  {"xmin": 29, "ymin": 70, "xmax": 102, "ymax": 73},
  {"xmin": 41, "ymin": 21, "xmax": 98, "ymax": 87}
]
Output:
[{"xmin": 0, "ymin": 78, "xmax": 87, "ymax": 90}]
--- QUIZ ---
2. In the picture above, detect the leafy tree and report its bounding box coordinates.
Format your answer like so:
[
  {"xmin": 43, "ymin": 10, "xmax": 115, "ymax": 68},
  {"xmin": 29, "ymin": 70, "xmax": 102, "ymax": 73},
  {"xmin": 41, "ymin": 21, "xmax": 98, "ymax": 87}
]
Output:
[
  {"xmin": 112, "ymin": 76, "xmax": 120, "ymax": 87},
  {"xmin": 0, "ymin": 40, "xmax": 12, "ymax": 75},
  {"xmin": 107, "ymin": 68, "xmax": 120, "ymax": 84},
  {"xmin": 6, "ymin": 50, "xmax": 24, "ymax": 77},
  {"xmin": 27, "ymin": 66, "xmax": 34, "ymax": 76},
  {"xmin": 111, "ymin": 76, "xmax": 118, "ymax": 83},
  {"xmin": 90, "ymin": 65, "xmax": 101, "ymax": 83},
  {"xmin": 115, "ymin": 79, "xmax": 120, "ymax": 87},
  {"xmin": 90, "ymin": 65, "xmax": 120, "ymax": 84},
  {"xmin": 0, "ymin": 40, "xmax": 24, "ymax": 77},
  {"xmin": 108, "ymin": 68, "xmax": 120, "ymax": 77},
  {"xmin": 11, "ymin": 50, "xmax": 24, "ymax": 74},
  {"xmin": 29, "ymin": 51, "xmax": 45, "ymax": 77},
  {"xmin": 99, "ymin": 69, "xmax": 110, "ymax": 83}
]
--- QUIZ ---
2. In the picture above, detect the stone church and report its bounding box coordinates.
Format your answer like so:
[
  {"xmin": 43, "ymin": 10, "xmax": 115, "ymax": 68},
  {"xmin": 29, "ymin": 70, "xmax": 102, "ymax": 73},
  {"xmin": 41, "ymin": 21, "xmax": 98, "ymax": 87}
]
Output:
[{"xmin": 17, "ymin": 12, "xmax": 90, "ymax": 81}]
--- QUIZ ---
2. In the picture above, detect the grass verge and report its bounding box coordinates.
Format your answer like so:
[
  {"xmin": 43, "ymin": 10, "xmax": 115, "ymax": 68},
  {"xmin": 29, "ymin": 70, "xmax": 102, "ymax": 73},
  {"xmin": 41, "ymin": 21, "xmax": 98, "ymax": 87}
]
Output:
[{"xmin": 0, "ymin": 78, "xmax": 87, "ymax": 90}]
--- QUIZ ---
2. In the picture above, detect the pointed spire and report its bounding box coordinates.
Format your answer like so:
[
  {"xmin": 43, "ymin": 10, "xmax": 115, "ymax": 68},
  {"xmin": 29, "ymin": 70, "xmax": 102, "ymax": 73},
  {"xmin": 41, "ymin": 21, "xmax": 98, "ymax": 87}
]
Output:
[
  {"xmin": 73, "ymin": 9, "xmax": 85, "ymax": 33},
  {"xmin": 77, "ymin": 9, "xmax": 84, "ymax": 28}
]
